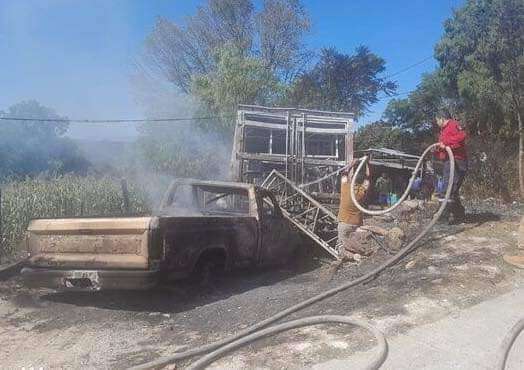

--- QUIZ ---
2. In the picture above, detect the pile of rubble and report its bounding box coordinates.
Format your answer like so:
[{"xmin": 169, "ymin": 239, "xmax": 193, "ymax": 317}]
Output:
[{"xmin": 340, "ymin": 200, "xmax": 439, "ymax": 262}]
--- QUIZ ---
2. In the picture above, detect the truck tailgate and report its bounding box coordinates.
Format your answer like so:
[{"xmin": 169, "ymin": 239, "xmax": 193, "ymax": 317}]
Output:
[{"xmin": 26, "ymin": 217, "xmax": 156, "ymax": 269}]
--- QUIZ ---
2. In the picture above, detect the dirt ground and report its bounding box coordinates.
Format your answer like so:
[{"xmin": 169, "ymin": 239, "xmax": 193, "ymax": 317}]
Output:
[{"xmin": 0, "ymin": 200, "xmax": 522, "ymax": 369}]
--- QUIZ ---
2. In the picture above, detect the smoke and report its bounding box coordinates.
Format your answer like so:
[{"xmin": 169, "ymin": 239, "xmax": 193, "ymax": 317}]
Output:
[
  {"xmin": 113, "ymin": 71, "xmax": 233, "ymax": 211},
  {"xmin": 0, "ymin": 1, "xmax": 232, "ymax": 213}
]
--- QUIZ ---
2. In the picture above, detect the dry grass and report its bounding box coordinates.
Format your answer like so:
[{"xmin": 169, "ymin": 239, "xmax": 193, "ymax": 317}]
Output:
[
  {"xmin": 0, "ymin": 176, "xmax": 150, "ymax": 257},
  {"xmin": 462, "ymin": 138, "xmax": 519, "ymax": 202}
]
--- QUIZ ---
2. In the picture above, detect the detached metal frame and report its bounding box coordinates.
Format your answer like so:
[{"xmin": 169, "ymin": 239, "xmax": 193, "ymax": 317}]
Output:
[{"xmin": 262, "ymin": 170, "xmax": 340, "ymax": 259}]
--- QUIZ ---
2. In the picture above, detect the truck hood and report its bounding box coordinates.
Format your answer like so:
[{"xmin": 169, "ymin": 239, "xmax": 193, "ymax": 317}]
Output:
[{"xmin": 27, "ymin": 217, "xmax": 158, "ymax": 270}]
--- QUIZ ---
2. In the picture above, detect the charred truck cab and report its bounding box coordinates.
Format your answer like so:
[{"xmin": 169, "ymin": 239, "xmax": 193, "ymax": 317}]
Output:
[{"xmin": 21, "ymin": 179, "xmax": 300, "ymax": 291}]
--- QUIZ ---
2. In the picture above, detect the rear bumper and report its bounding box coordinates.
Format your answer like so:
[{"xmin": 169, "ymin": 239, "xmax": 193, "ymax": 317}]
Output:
[{"xmin": 21, "ymin": 267, "xmax": 159, "ymax": 291}]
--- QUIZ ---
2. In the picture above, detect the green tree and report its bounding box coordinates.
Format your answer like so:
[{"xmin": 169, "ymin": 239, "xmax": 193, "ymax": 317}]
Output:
[
  {"xmin": 382, "ymin": 71, "xmax": 451, "ymax": 150},
  {"xmin": 0, "ymin": 100, "xmax": 89, "ymax": 179},
  {"xmin": 136, "ymin": 0, "xmax": 311, "ymax": 161},
  {"xmin": 354, "ymin": 121, "xmax": 411, "ymax": 153},
  {"xmin": 284, "ymin": 47, "xmax": 397, "ymax": 117},
  {"xmin": 256, "ymin": 0, "xmax": 312, "ymax": 81},
  {"xmin": 136, "ymin": 0, "xmax": 400, "ymax": 182},
  {"xmin": 139, "ymin": 0, "xmax": 310, "ymax": 94},
  {"xmin": 434, "ymin": 0, "xmax": 524, "ymax": 197},
  {"xmin": 192, "ymin": 45, "xmax": 282, "ymax": 133}
]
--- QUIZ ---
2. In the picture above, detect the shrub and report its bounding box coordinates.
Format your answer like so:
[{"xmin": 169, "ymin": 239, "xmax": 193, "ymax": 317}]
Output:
[{"xmin": 461, "ymin": 136, "xmax": 519, "ymax": 202}]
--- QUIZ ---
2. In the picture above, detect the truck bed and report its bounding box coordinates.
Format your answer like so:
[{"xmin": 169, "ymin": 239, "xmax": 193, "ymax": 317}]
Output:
[{"xmin": 25, "ymin": 217, "xmax": 156, "ymax": 270}]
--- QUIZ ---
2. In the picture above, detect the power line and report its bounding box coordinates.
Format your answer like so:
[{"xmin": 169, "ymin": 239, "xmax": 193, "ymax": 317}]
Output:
[
  {"xmin": 383, "ymin": 56, "xmax": 433, "ymax": 80},
  {"xmin": 1, "ymin": 93, "xmax": 417, "ymax": 124},
  {"xmin": 0, "ymin": 115, "xmax": 234, "ymax": 124},
  {"xmin": 0, "ymin": 58, "xmax": 430, "ymax": 125},
  {"xmin": 373, "ymin": 55, "xmax": 434, "ymax": 103},
  {"xmin": 0, "ymin": 56, "xmax": 433, "ymax": 124},
  {"xmin": 376, "ymin": 90, "xmax": 415, "ymax": 102}
]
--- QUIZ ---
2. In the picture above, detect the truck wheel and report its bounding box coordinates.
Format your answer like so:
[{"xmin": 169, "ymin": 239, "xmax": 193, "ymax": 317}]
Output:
[
  {"xmin": 192, "ymin": 251, "xmax": 226, "ymax": 287},
  {"xmin": 200, "ymin": 261, "xmax": 217, "ymax": 286}
]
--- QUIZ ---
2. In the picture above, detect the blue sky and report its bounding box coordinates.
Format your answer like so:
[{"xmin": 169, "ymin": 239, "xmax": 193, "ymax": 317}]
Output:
[{"xmin": 0, "ymin": 0, "xmax": 463, "ymax": 138}]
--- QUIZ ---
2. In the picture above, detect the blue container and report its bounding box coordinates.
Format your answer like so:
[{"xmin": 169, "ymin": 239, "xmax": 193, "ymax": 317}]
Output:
[{"xmin": 389, "ymin": 193, "xmax": 399, "ymax": 205}]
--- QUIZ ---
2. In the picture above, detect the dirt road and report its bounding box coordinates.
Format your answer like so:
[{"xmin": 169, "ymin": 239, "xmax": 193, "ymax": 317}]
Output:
[{"xmin": 0, "ymin": 203, "xmax": 521, "ymax": 369}]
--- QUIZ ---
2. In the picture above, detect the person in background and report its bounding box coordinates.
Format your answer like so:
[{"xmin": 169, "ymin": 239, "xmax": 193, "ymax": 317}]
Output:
[
  {"xmin": 420, "ymin": 170, "xmax": 435, "ymax": 201},
  {"xmin": 375, "ymin": 172, "xmax": 392, "ymax": 208},
  {"xmin": 337, "ymin": 160, "xmax": 371, "ymax": 257},
  {"xmin": 396, "ymin": 175, "xmax": 408, "ymax": 200},
  {"xmin": 435, "ymin": 176, "xmax": 445, "ymax": 199},
  {"xmin": 411, "ymin": 175, "xmax": 422, "ymax": 199},
  {"xmin": 434, "ymin": 112, "xmax": 468, "ymax": 224}
]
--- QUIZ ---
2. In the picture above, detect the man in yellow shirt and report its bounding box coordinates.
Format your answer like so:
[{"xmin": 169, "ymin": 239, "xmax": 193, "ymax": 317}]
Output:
[{"xmin": 337, "ymin": 160, "xmax": 371, "ymax": 256}]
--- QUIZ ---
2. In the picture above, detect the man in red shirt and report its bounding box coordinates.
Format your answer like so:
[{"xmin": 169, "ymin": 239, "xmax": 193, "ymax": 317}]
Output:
[{"xmin": 434, "ymin": 114, "xmax": 468, "ymax": 224}]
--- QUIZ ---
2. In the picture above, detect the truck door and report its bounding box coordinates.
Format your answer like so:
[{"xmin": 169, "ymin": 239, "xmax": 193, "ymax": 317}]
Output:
[{"xmin": 258, "ymin": 191, "xmax": 291, "ymax": 265}]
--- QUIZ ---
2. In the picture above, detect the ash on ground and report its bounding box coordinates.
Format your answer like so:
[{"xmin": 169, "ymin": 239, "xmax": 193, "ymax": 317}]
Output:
[{"xmin": 0, "ymin": 200, "xmax": 521, "ymax": 369}]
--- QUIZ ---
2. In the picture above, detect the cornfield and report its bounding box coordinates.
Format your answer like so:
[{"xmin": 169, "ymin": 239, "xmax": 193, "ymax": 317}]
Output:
[{"xmin": 0, "ymin": 176, "xmax": 151, "ymax": 257}]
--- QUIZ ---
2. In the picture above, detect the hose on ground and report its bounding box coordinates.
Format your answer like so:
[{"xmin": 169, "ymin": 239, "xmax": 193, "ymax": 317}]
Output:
[
  {"xmin": 131, "ymin": 144, "xmax": 455, "ymax": 370},
  {"xmin": 187, "ymin": 316, "xmax": 387, "ymax": 370},
  {"xmin": 497, "ymin": 317, "xmax": 524, "ymax": 370},
  {"xmin": 350, "ymin": 143, "xmax": 442, "ymax": 216}
]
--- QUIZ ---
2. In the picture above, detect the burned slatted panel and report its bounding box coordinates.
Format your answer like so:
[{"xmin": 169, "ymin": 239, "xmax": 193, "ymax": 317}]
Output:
[{"xmin": 261, "ymin": 170, "xmax": 340, "ymax": 259}]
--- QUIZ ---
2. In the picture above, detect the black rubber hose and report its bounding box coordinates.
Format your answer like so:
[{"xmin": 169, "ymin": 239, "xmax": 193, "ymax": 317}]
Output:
[
  {"xmin": 188, "ymin": 316, "xmax": 388, "ymax": 370},
  {"xmin": 130, "ymin": 145, "xmax": 455, "ymax": 370},
  {"xmin": 497, "ymin": 317, "xmax": 524, "ymax": 370}
]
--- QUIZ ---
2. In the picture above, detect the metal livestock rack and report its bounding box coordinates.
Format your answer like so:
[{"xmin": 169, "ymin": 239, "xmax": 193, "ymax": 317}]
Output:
[{"xmin": 230, "ymin": 105, "xmax": 355, "ymax": 197}]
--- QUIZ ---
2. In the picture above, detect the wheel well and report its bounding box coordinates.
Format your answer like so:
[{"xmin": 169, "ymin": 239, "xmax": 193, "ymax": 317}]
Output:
[{"xmin": 194, "ymin": 248, "xmax": 227, "ymax": 271}]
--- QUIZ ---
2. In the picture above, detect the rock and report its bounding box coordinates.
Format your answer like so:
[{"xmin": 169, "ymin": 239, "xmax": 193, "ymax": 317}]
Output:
[
  {"xmin": 402, "ymin": 199, "xmax": 422, "ymax": 210},
  {"xmin": 503, "ymin": 255, "xmax": 524, "ymax": 269},
  {"xmin": 385, "ymin": 227, "xmax": 405, "ymax": 250},
  {"xmin": 345, "ymin": 229, "xmax": 375, "ymax": 256},
  {"xmin": 390, "ymin": 200, "xmax": 423, "ymax": 221},
  {"xmin": 360, "ymin": 225, "xmax": 388, "ymax": 236},
  {"xmin": 375, "ymin": 214, "xmax": 394, "ymax": 223},
  {"xmin": 405, "ymin": 260, "xmax": 416, "ymax": 270}
]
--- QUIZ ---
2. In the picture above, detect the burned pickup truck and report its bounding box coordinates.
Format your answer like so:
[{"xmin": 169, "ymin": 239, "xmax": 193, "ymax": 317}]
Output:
[{"xmin": 21, "ymin": 179, "xmax": 300, "ymax": 291}]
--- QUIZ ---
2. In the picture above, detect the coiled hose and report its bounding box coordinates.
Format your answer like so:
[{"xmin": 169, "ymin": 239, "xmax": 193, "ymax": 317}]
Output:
[{"xmin": 131, "ymin": 144, "xmax": 456, "ymax": 370}]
